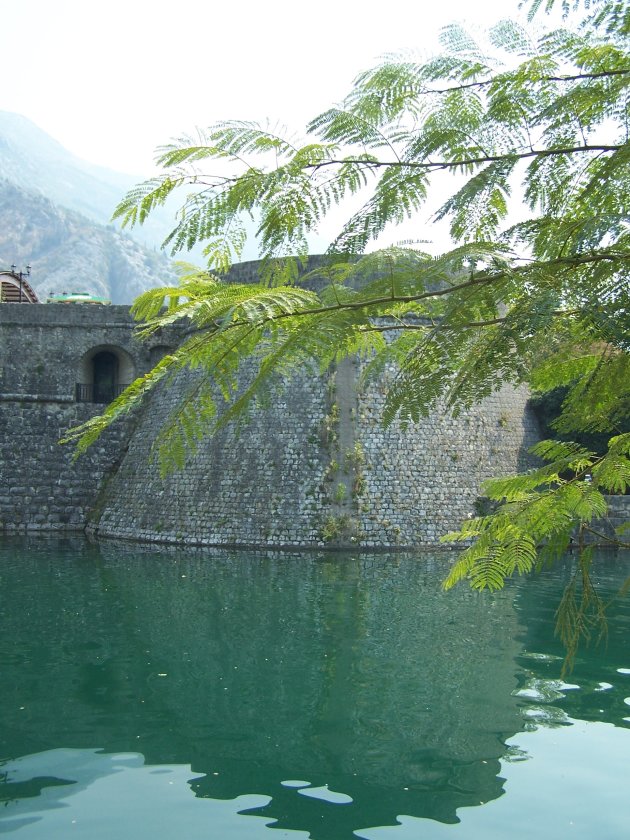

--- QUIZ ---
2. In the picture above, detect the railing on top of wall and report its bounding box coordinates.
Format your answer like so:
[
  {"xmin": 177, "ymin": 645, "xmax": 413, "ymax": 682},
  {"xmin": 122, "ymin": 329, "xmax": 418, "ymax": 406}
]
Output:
[{"xmin": 75, "ymin": 383, "xmax": 130, "ymax": 404}]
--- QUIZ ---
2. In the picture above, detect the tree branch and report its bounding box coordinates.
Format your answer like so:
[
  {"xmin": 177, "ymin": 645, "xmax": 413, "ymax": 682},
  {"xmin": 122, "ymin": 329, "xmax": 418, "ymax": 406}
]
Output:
[
  {"xmin": 177, "ymin": 250, "xmax": 630, "ymax": 339},
  {"xmin": 311, "ymin": 144, "xmax": 625, "ymax": 175},
  {"xmin": 415, "ymin": 68, "xmax": 630, "ymax": 96},
  {"xmin": 359, "ymin": 307, "xmax": 584, "ymax": 333}
]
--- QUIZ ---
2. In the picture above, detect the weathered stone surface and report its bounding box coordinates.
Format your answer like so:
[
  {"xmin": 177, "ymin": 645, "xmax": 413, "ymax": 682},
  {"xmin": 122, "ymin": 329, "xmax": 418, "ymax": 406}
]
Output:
[
  {"xmin": 93, "ymin": 359, "xmax": 541, "ymax": 548},
  {"xmin": 0, "ymin": 398, "xmax": 131, "ymax": 531},
  {"xmin": 2, "ymin": 278, "xmax": 627, "ymax": 548},
  {"xmin": 0, "ymin": 304, "xmax": 159, "ymax": 533}
]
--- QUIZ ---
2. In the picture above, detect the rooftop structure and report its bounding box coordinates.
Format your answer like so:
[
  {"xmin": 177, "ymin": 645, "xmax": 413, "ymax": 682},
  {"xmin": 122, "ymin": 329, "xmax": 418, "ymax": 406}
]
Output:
[
  {"xmin": 0, "ymin": 268, "xmax": 38, "ymax": 303},
  {"xmin": 46, "ymin": 291, "xmax": 111, "ymax": 305}
]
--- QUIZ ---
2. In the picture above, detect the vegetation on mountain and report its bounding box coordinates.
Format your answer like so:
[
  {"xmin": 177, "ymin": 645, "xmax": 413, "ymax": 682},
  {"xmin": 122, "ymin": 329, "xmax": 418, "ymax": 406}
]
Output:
[{"xmin": 65, "ymin": 0, "xmax": 630, "ymax": 663}]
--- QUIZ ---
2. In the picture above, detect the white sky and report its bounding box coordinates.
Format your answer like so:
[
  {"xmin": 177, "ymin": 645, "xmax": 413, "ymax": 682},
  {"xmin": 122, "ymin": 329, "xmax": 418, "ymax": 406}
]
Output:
[
  {"xmin": 2, "ymin": 0, "xmax": 538, "ymax": 176},
  {"xmin": 3, "ymin": 0, "xmax": 574, "ymax": 258}
]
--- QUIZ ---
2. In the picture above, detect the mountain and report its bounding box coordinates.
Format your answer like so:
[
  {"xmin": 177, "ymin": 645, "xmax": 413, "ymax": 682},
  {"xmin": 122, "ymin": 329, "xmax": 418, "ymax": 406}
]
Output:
[
  {"xmin": 0, "ymin": 111, "xmax": 185, "ymax": 302},
  {"xmin": 0, "ymin": 179, "xmax": 174, "ymax": 303},
  {"xmin": 0, "ymin": 113, "xmax": 133, "ymax": 219},
  {"xmin": 0, "ymin": 111, "xmax": 182, "ymax": 250}
]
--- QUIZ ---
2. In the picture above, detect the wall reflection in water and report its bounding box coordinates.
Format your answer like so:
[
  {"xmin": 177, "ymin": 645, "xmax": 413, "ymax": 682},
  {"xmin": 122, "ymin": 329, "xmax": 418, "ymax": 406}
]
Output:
[{"xmin": 1, "ymin": 538, "xmax": 628, "ymax": 839}]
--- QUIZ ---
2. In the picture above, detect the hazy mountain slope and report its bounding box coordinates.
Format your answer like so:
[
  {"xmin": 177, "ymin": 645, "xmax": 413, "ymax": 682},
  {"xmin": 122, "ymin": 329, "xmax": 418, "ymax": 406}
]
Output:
[
  {"xmin": 0, "ymin": 110, "xmax": 202, "ymax": 257},
  {"xmin": 0, "ymin": 111, "xmax": 258, "ymax": 264},
  {"xmin": 0, "ymin": 111, "xmax": 263, "ymax": 299},
  {"xmin": 0, "ymin": 179, "xmax": 174, "ymax": 303},
  {"xmin": 0, "ymin": 112, "xmax": 134, "ymax": 224}
]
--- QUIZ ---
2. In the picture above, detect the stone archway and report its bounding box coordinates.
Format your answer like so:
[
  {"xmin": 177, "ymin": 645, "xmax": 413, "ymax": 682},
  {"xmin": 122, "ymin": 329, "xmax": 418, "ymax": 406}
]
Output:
[
  {"xmin": 149, "ymin": 344, "xmax": 175, "ymax": 367},
  {"xmin": 76, "ymin": 345, "xmax": 136, "ymax": 403}
]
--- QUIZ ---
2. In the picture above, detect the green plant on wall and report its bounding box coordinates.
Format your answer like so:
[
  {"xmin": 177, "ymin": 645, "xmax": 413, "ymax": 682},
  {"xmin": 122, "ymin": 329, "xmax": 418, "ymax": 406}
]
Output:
[
  {"xmin": 352, "ymin": 473, "xmax": 366, "ymax": 498},
  {"xmin": 345, "ymin": 442, "xmax": 365, "ymax": 469},
  {"xmin": 323, "ymin": 459, "xmax": 339, "ymax": 482},
  {"xmin": 333, "ymin": 482, "xmax": 347, "ymax": 504},
  {"xmin": 320, "ymin": 513, "xmax": 352, "ymax": 542},
  {"xmin": 322, "ymin": 403, "xmax": 339, "ymax": 447}
]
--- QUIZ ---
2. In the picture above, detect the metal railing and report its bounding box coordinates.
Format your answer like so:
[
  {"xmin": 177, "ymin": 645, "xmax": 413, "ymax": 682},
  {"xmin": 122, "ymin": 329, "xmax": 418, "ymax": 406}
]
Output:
[{"xmin": 75, "ymin": 383, "xmax": 130, "ymax": 404}]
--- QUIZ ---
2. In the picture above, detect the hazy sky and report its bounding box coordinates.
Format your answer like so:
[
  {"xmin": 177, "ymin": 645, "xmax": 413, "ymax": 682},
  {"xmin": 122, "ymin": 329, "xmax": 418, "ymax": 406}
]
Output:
[{"xmin": 3, "ymin": 0, "xmax": 540, "ymax": 176}]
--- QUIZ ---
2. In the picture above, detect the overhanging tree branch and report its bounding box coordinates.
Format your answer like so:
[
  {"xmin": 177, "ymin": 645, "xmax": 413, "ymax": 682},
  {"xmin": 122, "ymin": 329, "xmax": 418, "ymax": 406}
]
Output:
[
  {"xmin": 69, "ymin": 3, "xmax": 630, "ymax": 658},
  {"xmin": 310, "ymin": 144, "xmax": 625, "ymax": 174}
]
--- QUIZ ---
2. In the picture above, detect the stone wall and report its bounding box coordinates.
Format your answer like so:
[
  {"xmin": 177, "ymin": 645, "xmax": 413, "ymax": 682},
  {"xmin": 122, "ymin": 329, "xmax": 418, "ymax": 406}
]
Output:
[
  {"xmin": 0, "ymin": 400, "xmax": 130, "ymax": 530},
  {"xmin": 93, "ymin": 365, "xmax": 332, "ymax": 546},
  {"xmin": 2, "ymin": 285, "xmax": 627, "ymax": 549},
  {"xmin": 1, "ymin": 304, "xmax": 142, "ymax": 396},
  {"xmin": 0, "ymin": 304, "xmax": 170, "ymax": 532},
  {"xmin": 92, "ymin": 353, "xmax": 541, "ymax": 548}
]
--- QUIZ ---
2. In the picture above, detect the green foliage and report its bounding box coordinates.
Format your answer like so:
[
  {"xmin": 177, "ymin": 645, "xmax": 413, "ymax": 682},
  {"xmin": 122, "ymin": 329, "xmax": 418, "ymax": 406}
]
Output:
[
  {"xmin": 554, "ymin": 549, "xmax": 608, "ymax": 674},
  {"xmin": 334, "ymin": 482, "xmax": 348, "ymax": 504},
  {"xmin": 320, "ymin": 513, "xmax": 352, "ymax": 542},
  {"xmin": 530, "ymin": 384, "xmax": 630, "ymax": 455},
  {"xmin": 442, "ymin": 433, "xmax": 630, "ymax": 668},
  {"xmin": 69, "ymin": 1, "xmax": 630, "ymax": 656}
]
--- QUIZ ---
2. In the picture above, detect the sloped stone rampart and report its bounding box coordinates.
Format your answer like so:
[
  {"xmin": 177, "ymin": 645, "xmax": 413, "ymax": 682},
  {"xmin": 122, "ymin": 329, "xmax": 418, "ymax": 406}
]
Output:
[
  {"xmin": 92, "ymin": 356, "xmax": 541, "ymax": 548},
  {"xmin": 93, "ymin": 367, "xmax": 331, "ymax": 546}
]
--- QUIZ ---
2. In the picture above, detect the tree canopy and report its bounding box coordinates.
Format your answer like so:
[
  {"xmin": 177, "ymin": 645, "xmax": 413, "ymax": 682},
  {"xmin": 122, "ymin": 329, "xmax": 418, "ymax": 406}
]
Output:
[{"xmin": 66, "ymin": 0, "xmax": 630, "ymax": 653}]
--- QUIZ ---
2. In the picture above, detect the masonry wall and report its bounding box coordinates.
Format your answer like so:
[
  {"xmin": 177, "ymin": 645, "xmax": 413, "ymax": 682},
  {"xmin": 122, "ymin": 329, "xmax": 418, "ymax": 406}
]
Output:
[
  {"xmin": 92, "ymin": 355, "xmax": 541, "ymax": 548},
  {"xmin": 2, "ymin": 292, "xmax": 627, "ymax": 549},
  {"xmin": 0, "ymin": 401, "xmax": 130, "ymax": 530},
  {"xmin": 1, "ymin": 304, "xmax": 142, "ymax": 395},
  {"xmin": 0, "ymin": 304, "xmax": 169, "ymax": 532},
  {"xmin": 93, "ymin": 366, "xmax": 332, "ymax": 546}
]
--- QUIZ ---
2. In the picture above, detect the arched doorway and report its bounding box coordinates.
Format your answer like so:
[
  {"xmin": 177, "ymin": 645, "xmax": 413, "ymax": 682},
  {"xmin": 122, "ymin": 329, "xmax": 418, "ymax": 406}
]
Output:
[
  {"xmin": 92, "ymin": 351, "xmax": 119, "ymax": 403},
  {"xmin": 76, "ymin": 345, "xmax": 135, "ymax": 404}
]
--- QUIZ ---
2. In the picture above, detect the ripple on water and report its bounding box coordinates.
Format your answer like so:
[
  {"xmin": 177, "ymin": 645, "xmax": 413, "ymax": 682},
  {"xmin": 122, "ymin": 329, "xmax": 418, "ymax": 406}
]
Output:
[
  {"xmin": 514, "ymin": 679, "xmax": 580, "ymax": 703},
  {"xmin": 523, "ymin": 706, "xmax": 571, "ymax": 725},
  {"xmin": 520, "ymin": 652, "xmax": 563, "ymax": 662}
]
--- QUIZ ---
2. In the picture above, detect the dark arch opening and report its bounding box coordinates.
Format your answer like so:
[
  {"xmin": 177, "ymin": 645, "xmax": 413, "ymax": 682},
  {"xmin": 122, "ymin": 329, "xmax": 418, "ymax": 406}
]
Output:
[
  {"xmin": 92, "ymin": 351, "xmax": 119, "ymax": 403},
  {"xmin": 76, "ymin": 346, "xmax": 134, "ymax": 404}
]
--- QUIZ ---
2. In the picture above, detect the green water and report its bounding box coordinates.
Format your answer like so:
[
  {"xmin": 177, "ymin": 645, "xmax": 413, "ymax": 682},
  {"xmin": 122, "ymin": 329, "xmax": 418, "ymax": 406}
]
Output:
[{"xmin": 1, "ymin": 537, "xmax": 629, "ymax": 839}]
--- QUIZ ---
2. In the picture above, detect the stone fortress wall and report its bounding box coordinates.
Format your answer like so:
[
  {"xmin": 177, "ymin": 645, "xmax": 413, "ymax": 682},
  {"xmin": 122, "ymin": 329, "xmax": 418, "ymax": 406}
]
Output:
[
  {"xmin": 0, "ymin": 304, "xmax": 170, "ymax": 532},
  {"xmin": 1, "ymin": 259, "xmax": 547, "ymax": 548}
]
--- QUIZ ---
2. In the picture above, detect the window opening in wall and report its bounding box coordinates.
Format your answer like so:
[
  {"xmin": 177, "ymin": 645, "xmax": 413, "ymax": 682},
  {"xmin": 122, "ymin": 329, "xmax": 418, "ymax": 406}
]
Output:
[{"xmin": 93, "ymin": 351, "xmax": 118, "ymax": 403}]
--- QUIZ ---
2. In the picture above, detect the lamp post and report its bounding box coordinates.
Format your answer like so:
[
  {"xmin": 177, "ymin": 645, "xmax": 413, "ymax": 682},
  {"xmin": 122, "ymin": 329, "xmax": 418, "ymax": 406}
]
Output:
[{"xmin": 10, "ymin": 264, "xmax": 31, "ymax": 303}]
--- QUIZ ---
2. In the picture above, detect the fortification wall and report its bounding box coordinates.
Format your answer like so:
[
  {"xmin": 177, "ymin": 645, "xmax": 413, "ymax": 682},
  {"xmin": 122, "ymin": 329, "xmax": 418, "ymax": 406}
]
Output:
[
  {"xmin": 0, "ymin": 304, "xmax": 172, "ymax": 532},
  {"xmin": 0, "ymin": 297, "xmax": 543, "ymax": 545},
  {"xmin": 0, "ymin": 400, "xmax": 130, "ymax": 530},
  {"xmin": 92, "ymin": 355, "xmax": 541, "ymax": 548},
  {"xmin": 4, "ymin": 277, "xmax": 623, "ymax": 549}
]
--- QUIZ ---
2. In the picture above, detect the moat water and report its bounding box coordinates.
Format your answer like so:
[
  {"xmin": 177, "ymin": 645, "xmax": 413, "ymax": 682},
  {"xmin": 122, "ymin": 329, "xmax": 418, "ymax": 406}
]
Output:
[{"xmin": 1, "ymin": 537, "xmax": 629, "ymax": 839}]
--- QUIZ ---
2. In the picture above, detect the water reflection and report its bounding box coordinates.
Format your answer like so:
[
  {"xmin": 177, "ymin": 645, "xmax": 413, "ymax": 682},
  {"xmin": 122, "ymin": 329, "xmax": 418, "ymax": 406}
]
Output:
[
  {"xmin": 0, "ymin": 538, "xmax": 629, "ymax": 838},
  {"xmin": 357, "ymin": 719, "xmax": 630, "ymax": 840},
  {"xmin": 0, "ymin": 748, "xmax": 307, "ymax": 839}
]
